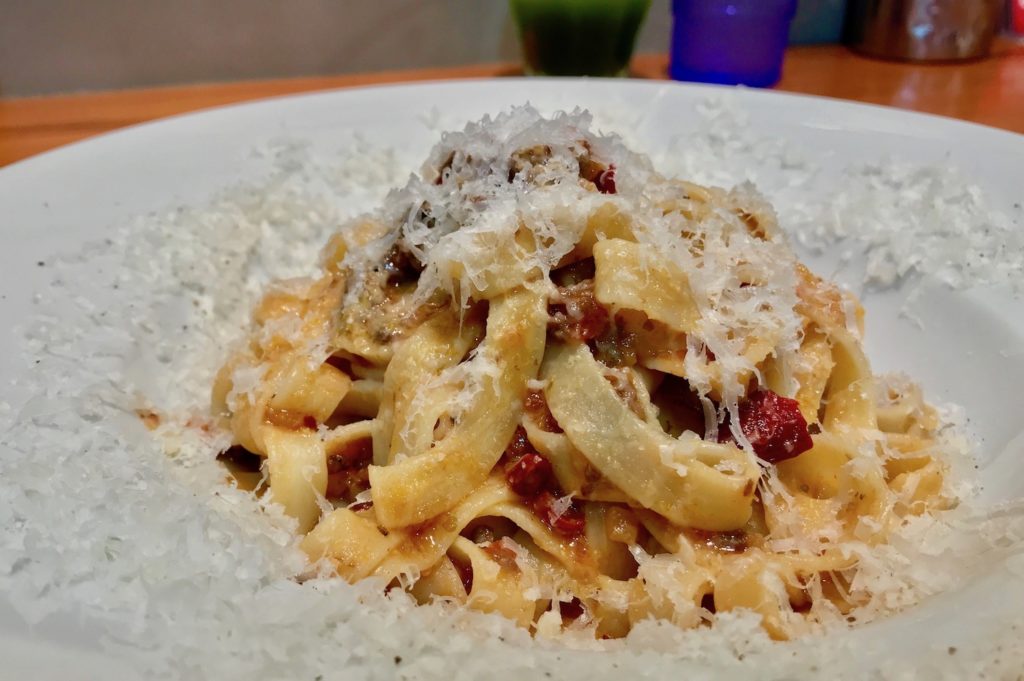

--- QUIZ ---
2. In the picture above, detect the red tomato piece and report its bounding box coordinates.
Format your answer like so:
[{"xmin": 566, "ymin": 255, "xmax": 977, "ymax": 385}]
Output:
[
  {"xmin": 532, "ymin": 490, "xmax": 585, "ymax": 536},
  {"xmin": 719, "ymin": 389, "xmax": 813, "ymax": 464},
  {"xmin": 505, "ymin": 452, "xmax": 554, "ymax": 498}
]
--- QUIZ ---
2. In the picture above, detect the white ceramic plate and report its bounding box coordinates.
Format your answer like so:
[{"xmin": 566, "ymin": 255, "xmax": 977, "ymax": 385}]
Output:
[{"xmin": 0, "ymin": 79, "xmax": 1022, "ymax": 678}]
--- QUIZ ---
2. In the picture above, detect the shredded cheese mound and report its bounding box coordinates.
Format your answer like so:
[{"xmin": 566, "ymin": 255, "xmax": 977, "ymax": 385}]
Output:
[{"xmin": 336, "ymin": 107, "xmax": 803, "ymax": 423}]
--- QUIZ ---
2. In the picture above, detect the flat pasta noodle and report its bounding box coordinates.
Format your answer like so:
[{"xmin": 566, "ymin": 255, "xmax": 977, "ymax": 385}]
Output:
[
  {"xmin": 592, "ymin": 238, "xmax": 701, "ymax": 334},
  {"xmin": 372, "ymin": 309, "xmax": 482, "ymax": 466},
  {"xmin": 542, "ymin": 342, "xmax": 760, "ymax": 531},
  {"xmin": 368, "ymin": 286, "xmax": 547, "ymax": 529},
  {"xmin": 263, "ymin": 426, "xmax": 328, "ymax": 533},
  {"xmin": 208, "ymin": 107, "xmax": 957, "ymax": 642},
  {"xmin": 447, "ymin": 537, "xmax": 537, "ymax": 628}
]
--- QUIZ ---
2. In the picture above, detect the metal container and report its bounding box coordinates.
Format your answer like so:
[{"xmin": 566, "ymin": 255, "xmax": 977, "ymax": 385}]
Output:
[{"xmin": 846, "ymin": 0, "xmax": 1003, "ymax": 61}]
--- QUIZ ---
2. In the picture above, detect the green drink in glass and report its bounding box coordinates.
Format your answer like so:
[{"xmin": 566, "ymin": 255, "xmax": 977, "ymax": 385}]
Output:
[{"xmin": 510, "ymin": 0, "xmax": 653, "ymax": 77}]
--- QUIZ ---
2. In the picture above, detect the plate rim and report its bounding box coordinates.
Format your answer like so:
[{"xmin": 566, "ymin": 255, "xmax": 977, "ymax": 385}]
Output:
[{"xmin": 2, "ymin": 77, "xmax": 1021, "ymax": 177}]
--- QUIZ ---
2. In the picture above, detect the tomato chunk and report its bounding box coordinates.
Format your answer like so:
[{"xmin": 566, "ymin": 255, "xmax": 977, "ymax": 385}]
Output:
[
  {"xmin": 720, "ymin": 389, "xmax": 813, "ymax": 464},
  {"xmin": 532, "ymin": 491, "xmax": 585, "ymax": 536},
  {"xmin": 506, "ymin": 452, "xmax": 554, "ymax": 497}
]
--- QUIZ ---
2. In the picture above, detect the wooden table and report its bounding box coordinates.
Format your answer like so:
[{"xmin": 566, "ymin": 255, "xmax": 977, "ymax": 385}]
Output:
[{"xmin": 1, "ymin": 41, "xmax": 1021, "ymax": 167}]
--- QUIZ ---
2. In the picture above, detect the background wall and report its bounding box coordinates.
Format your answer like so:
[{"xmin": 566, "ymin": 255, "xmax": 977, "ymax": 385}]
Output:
[{"xmin": 0, "ymin": 0, "xmax": 673, "ymax": 97}]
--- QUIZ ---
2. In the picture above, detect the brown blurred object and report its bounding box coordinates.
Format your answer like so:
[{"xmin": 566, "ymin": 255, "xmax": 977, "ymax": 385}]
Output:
[
  {"xmin": 774, "ymin": 39, "xmax": 1024, "ymax": 128},
  {"xmin": 2, "ymin": 41, "xmax": 1022, "ymax": 168},
  {"xmin": 846, "ymin": 0, "xmax": 1003, "ymax": 61}
]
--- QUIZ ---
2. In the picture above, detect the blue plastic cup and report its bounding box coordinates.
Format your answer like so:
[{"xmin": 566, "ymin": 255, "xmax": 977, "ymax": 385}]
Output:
[{"xmin": 670, "ymin": 0, "xmax": 798, "ymax": 87}]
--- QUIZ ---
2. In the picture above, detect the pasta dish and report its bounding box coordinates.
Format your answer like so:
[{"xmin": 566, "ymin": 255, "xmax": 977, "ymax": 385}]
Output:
[{"xmin": 210, "ymin": 108, "xmax": 953, "ymax": 640}]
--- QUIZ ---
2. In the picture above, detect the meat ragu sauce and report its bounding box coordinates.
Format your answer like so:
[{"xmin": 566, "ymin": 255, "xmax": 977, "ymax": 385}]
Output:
[
  {"xmin": 500, "ymin": 425, "xmax": 584, "ymax": 537},
  {"xmin": 326, "ymin": 438, "xmax": 373, "ymax": 502},
  {"xmin": 524, "ymin": 389, "xmax": 562, "ymax": 433},
  {"xmin": 546, "ymin": 267, "xmax": 669, "ymax": 419},
  {"xmin": 548, "ymin": 279, "xmax": 609, "ymax": 343},
  {"xmin": 589, "ymin": 318, "xmax": 641, "ymax": 368},
  {"xmin": 547, "ymin": 262, "xmax": 661, "ymax": 369}
]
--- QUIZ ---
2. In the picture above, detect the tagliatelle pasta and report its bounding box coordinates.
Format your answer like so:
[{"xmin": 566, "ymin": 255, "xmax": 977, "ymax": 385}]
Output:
[{"xmin": 209, "ymin": 107, "xmax": 954, "ymax": 640}]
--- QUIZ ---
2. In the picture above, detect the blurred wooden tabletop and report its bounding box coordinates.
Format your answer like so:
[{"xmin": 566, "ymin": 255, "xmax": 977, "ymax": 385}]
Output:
[{"xmin": 1, "ymin": 41, "xmax": 1022, "ymax": 167}]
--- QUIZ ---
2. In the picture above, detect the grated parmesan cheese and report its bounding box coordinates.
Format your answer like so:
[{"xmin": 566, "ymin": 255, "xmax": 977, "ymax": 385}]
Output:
[
  {"xmin": 650, "ymin": 96, "xmax": 1024, "ymax": 299},
  {"xmin": 338, "ymin": 105, "xmax": 805, "ymax": 434}
]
